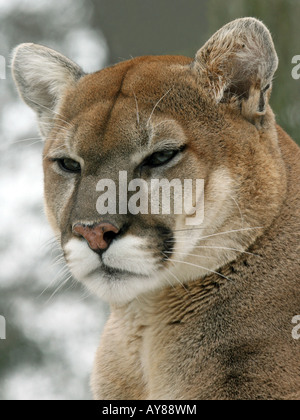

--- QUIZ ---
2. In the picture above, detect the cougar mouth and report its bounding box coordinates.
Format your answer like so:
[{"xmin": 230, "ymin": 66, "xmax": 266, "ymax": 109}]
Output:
[{"xmin": 96, "ymin": 264, "xmax": 149, "ymax": 278}]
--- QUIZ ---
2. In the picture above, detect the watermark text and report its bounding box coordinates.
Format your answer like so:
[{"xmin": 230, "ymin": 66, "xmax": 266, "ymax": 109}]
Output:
[
  {"xmin": 292, "ymin": 55, "xmax": 300, "ymax": 80},
  {"xmin": 0, "ymin": 55, "xmax": 5, "ymax": 80},
  {"xmin": 292, "ymin": 315, "xmax": 300, "ymax": 340},
  {"xmin": 0, "ymin": 315, "xmax": 6, "ymax": 340},
  {"xmin": 96, "ymin": 171, "xmax": 205, "ymax": 226}
]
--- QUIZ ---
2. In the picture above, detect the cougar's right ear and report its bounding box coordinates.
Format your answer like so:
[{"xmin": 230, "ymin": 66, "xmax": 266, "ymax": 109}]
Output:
[
  {"xmin": 11, "ymin": 43, "xmax": 85, "ymax": 138},
  {"xmin": 193, "ymin": 18, "xmax": 278, "ymax": 127}
]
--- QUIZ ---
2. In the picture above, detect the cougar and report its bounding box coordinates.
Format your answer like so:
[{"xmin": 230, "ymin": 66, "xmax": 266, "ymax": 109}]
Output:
[{"xmin": 12, "ymin": 18, "xmax": 300, "ymax": 400}]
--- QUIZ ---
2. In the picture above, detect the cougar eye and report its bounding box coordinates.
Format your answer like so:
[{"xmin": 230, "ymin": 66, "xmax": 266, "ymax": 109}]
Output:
[
  {"xmin": 145, "ymin": 149, "xmax": 180, "ymax": 167},
  {"xmin": 57, "ymin": 158, "xmax": 81, "ymax": 173}
]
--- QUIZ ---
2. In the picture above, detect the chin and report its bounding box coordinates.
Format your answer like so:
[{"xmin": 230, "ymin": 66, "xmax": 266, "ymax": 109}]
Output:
[
  {"xmin": 64, "ymin": 237, "xmax": 166, "ymax": 304},
  {"xmin": 82, "ymin": 270, "xmax": 166, "ymax": 304}
]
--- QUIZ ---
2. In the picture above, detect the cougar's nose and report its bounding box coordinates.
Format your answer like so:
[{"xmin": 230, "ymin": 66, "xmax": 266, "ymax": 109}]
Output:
[{"xmin": 73, "ymin": 222, "xmax": 119, "ymax": 252}]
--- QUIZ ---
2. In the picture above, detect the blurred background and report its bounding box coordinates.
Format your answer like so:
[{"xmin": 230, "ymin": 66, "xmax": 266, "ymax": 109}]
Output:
[{"xmin": 0, "ymin": 0, "xmax": 299, "ymax": 400}]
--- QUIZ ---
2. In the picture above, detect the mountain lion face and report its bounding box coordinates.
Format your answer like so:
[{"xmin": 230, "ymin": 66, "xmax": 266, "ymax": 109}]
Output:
[{"xmin": 12, "ymin": 18, "xmax": 284, "ymax": 304}]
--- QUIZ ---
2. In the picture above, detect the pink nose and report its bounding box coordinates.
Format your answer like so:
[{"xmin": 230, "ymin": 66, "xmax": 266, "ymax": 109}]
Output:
[{"xmin": 73, "ymin": 222, "xmax": 119, "ymax": 251}]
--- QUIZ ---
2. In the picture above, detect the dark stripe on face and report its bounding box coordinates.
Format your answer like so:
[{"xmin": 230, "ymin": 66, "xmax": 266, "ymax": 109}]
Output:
[
  {"xmin": 60, "ymin": 176, "xmax": 83, "ymax": 247},
  {"xmin": 101, "ymin": 66, "xmax": 132, "ymax": 134},
  {"xmin": 155, "ymin": 225, "xmax": 174, "ymax": 259}
]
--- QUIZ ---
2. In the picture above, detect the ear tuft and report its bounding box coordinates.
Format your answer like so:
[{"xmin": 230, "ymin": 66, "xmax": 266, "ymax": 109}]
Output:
[
  {"xmin": 11, "ymin": 43, "xmax": 85, "ymax": 137},
  {"xmin": 194, "ymin": 18, "xmax": 278, "ymax": 124}
]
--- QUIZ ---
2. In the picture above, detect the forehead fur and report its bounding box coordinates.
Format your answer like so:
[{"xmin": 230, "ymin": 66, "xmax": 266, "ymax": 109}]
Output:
[
  {"xmin": 56, "ymin": 55, "xmax": 222, "ymax": 161},
  {"xmin": 58, "ymin": 55, "xmax": 209, "ymax": 125}
]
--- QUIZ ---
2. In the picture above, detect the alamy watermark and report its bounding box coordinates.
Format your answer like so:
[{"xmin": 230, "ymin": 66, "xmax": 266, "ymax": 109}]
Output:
[
  {"xmin": 292, "ymin": 315, "xmax": 300, "ymax": 340},
  {"xmin": 0, "ymin": 55, "xmax": 5, "ymax": 80},
  {"xmin": 0, "ymin": 315, "xmax": 6, "ymax": 340},
  {"xmin": 96, "ymin": 172, "xmax": 205, "ymax": 226},
  {"xmin": 292, "ymin": 55, "xmax": 300, "ymax": 80}
]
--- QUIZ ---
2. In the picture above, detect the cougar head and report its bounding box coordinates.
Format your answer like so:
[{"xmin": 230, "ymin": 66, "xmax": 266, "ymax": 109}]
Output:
[{"xmin": 12, "ymin": 18, "xmax": 284, "ymax": 303}]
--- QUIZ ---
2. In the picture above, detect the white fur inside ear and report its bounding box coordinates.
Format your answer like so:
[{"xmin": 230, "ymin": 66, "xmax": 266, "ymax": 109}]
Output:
[{"xmin": 20, "ymin": 52, "xmax": 71, "ymax": 98}]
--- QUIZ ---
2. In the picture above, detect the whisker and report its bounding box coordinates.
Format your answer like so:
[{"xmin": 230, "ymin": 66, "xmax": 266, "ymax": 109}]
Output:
[
  {"xmin": 62, "ymin": 276, "xmax": 79, "ymax": 294},
  {"xmin": 151, "ymin": 119, "xmax": 176, "ymax": 130},
  {"xmin": 24, "ymin": 95, "xmax": 73, "ymax": 127},
  {"xmin": 45, "ymin": 274, "xmax": 72, "ymax": 303},
  {"xmin": 160, "ymin": 269, "xmax": 181, "ymax": 294},
  {"xmin": 147, "ymin": 88, "xmax": 173, "ymax": 127},
  {"xmin": 193, "ymin": 246, "xmax": 258, "ymax": 257},
  {"xmin": 132, "ymin": 90, "xmax": 140, "ymax": 127},
  {"xmin": 39, "ymin": 116, "xmax": 73, "ymax": 129},
  {"xmin": 44, "ymin": 144, "xmax": 66, "ymax": 157},
  {"xmin": 167, "ymin": 246, "xmax": 258, "ymax": 257},
  {"xmin": 44, "ymin": 144, "xmax": 67, "ymax": 153},
  {"xmin": 43, "ymin": 145, "xmax": 69, "ymax": 159},
  {"xmin": 170, "ymin": 226, "xmax": 264, "ymax": 239},
  {"xmin": 165, "ymin": 251, "xmax": 218, "ymax": 260},
  {"xmin": 37, "ymin": 265, "xmax": 70, "ymax": 299},
  {"xmin": 8, "ymin": 137, "xmax": 43, "ymax": 145},
  {"xmin": 51, "ymin": 255, "xmax": 65, "ymax": 266},
  {"xmin": 6, "ymin": 135, "xmax": 67, "ymax": 153},
  {"xmin": 40, "ymin": 236, "xmax": 58, "ymax": 249},
  {"xmin": 161, "ymin": 253, "xmax": 192, "ymax": 296},
  {"xmin": 76, "ymin": 288, "xmax": 94, "ymax": 303},
  {"xmin": 23, "ymin": 139, "xmax": 45, "ymax": 148},
  {"xmin": 169, "ymin": 258, "xmax": 233, "ymax": 282},
  {"xmin": 38, "ymin": 120, "xmax": 72, "ymax": 133},
  {"xmin": 229, "ymin": 194, "xmax": 245, "ymax": 228}
]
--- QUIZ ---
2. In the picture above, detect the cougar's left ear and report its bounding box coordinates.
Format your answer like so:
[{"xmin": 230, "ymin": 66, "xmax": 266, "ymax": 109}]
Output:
[{"xmin": 194, "ymin": 18, "xmax": 278, "ymax": 125}]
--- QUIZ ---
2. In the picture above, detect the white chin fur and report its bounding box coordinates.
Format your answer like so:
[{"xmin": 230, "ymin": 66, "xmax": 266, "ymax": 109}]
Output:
[
  {"xmin": 102, "ymin": 235, "xmax": 157, "ymax": 276},
  {"xmin": 64, "ymin": 237, "xmax": 162, "ymax": 304}
]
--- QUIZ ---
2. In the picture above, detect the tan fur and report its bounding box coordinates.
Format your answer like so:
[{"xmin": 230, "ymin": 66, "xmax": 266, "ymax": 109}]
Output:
[{"xmin": 12, "ymin": 18, "xmax": 300, "ymax": 400}]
